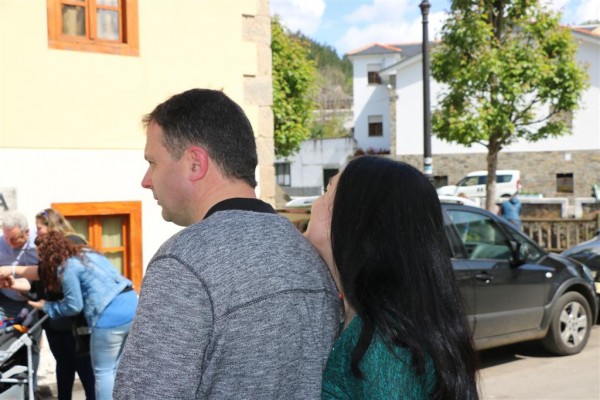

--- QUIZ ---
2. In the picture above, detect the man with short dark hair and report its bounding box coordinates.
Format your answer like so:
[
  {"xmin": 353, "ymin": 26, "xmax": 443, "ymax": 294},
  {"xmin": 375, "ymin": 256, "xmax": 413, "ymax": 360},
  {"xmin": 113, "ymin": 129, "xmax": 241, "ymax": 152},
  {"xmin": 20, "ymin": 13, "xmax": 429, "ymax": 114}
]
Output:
[{"xmin": 114, "ymin": 89, "xmax": 339, "ymax": 399}]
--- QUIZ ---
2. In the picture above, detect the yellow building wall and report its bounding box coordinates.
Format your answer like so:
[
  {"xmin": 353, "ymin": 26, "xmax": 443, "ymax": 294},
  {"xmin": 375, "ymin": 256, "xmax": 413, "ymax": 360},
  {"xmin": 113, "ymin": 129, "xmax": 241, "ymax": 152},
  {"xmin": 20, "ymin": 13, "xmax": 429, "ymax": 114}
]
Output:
[{"xmin": 0, "ymin": 0, "xmax": 265, "ymax": 150}]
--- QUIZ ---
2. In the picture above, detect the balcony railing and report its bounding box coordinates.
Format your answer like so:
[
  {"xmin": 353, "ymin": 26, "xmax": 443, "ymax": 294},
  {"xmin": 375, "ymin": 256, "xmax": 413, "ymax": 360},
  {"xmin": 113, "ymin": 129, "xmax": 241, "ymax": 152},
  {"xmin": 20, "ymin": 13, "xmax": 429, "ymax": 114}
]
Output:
[{"xmin": 523, "ymin": 214, "xmax": 600, "ymax": 252}]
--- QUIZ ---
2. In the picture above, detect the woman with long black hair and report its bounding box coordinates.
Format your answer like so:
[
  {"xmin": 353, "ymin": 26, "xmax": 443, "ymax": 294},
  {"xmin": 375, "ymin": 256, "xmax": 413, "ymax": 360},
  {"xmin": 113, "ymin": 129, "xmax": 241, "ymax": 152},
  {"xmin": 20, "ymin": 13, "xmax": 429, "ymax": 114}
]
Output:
[{"xmin": 304, "ymin": 156, "xmax": 479, "ymax": 399}]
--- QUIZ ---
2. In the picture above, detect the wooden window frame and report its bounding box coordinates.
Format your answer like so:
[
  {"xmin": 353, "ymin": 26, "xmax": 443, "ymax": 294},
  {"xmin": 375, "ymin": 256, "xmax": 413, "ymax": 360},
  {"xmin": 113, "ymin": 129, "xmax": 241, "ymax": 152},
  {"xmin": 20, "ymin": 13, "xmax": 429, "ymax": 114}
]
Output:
[
  {"xmin": 368, "ymin": 122, "xmax": 383, "ymax": 136},
  {"xmin": 367, "ymin": 63, "xmax": 382, "ymax": 85},
  {"xmin": 367, "ymin": 71, "xmax": 382, "ymax": 85},
  {"xmin": 47, "ymin": 0, "xmax": 139, "ymax": 56},
  {"xmin": 368, "ymin": 116, "xmax": 384, "ymax": 137},
  {"xmin": 52, "ymin": 201, "xmax": 143, "ymax": 291}
]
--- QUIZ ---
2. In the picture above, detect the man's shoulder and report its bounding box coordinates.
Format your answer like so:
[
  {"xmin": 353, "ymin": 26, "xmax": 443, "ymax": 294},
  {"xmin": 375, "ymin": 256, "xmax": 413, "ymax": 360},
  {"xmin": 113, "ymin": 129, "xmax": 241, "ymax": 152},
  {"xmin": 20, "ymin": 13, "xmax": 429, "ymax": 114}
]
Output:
[
  {"xmin": 0, "ymin": 239, "xmax": 10, "ymax": 255},
  {"xmin": 147, "ymin": 211, "xmax": 331, "ymax": 288},
  {"xmin": 203, "ymin": 209, "xmax": 287, "ymax": 227},
  {"xmin": 171, "ymin": 211, "xmax": 300, "ymax": 246}
]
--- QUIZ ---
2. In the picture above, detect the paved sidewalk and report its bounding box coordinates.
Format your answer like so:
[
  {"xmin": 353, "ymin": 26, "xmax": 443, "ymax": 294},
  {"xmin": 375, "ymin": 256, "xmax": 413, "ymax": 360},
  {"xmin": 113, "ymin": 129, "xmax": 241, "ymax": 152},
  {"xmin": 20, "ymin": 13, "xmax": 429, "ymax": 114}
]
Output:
[{"xmin": 37, "ymin": 380, "xmax": 85, "ymax": 400}]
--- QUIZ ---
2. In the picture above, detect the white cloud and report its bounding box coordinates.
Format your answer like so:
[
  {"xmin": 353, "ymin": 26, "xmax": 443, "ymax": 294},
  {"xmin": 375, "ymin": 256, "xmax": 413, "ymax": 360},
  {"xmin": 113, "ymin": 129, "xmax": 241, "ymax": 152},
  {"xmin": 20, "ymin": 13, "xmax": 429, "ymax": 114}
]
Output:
[
  {"xmin": 345, "ymin": 0, "xmax": 411, "ymax": 24},
  {"xmin": 542, "ymin": 0, "xmax": 571, "ymax": 13},
  {"xmin": 574, "ymin": 0, "xmax": 600, "ymax": 23},
  {"xmin": 271, "ymin": 0, "xmax": 599, "ymax": 57},
  {"xmin": 338, "ymin": 11, "xmax": 446, "ymax": 54},
  {"xmin": 270, "ymin": 0, "xmax": 326, "ymax": 34},
  {"xmin": 529, "ymin": 0, "xmax": 599, "ymax": 24}
]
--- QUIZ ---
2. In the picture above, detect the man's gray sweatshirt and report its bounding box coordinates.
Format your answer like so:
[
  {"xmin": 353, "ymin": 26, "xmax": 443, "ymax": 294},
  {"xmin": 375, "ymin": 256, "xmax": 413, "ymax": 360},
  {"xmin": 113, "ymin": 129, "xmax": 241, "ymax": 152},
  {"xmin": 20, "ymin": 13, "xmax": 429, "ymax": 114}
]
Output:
[{"xmin": 114, "ymin": 210, "xmax": 340, "ymax": 399}]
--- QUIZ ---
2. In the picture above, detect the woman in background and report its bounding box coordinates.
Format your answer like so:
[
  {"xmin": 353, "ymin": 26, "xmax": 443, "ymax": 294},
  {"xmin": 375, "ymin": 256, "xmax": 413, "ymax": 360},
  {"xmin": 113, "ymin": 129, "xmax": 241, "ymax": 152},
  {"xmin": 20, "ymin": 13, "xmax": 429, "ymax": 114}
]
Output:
[
  {"xmin": 3, "ymin": 231, "xmax": 137, "ymax": 400},
  {"xmin": 35, "ymin": 209, "xmax": 96, "ymax": 400},
  {"xmin": 1, "ymin": 209, "xmax": 95, "ymax": 400},
  {"xmin": 35, "ymin": 209, "xmax": 86, "ymax": 242},
  {"xmin": 304, "ymin": 156, "xmax": 479, "ymax": 399}
]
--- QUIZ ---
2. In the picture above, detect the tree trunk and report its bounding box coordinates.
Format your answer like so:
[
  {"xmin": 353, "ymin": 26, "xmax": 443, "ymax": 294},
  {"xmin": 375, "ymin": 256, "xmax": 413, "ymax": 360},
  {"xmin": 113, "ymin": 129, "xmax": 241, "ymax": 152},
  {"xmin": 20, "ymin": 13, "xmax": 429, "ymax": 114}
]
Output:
[{"xmin": 485, "ymin": 142, "xmax": 500, "ymax": 212}]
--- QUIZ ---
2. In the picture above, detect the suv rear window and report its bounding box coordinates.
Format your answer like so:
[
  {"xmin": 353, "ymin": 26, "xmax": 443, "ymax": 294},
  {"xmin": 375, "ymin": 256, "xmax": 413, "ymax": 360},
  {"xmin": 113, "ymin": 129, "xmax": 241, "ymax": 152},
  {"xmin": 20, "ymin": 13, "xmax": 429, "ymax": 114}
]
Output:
[
  {"xmin": 497, "ymin": 174, "xmax": 512, "ymax": 183},
  {"xmin": 457, "ymin": 174, "xmax": 513, "ymax": 186}
]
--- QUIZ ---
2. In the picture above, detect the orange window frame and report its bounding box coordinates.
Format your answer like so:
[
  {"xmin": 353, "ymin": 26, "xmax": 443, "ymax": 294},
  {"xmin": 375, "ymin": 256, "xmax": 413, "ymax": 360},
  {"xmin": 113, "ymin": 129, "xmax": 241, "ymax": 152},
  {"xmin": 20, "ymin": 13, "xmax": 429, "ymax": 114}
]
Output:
[
  {"xmin": 46, "ymin": 0, "xmax": 139, "ymax": 56},
  {"xmin": 52, "ymin": 201, "xmax": 143, "ymax": 291},
  {"xmin": 84, "ymin": 215, "xmax": 128, "ymax": 267}
]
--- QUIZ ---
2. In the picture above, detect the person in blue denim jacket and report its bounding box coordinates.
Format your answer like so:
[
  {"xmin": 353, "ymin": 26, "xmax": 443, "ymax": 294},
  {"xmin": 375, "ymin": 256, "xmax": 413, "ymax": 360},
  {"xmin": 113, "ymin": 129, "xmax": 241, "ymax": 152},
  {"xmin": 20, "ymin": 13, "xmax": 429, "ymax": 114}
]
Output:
[
  {"xmin": 2, "ymin": 231, "xmax": 137, "ymax": 400},
  {"xmin": 500, "ymin": 193, "xmax": 522, "ymax": 229}
]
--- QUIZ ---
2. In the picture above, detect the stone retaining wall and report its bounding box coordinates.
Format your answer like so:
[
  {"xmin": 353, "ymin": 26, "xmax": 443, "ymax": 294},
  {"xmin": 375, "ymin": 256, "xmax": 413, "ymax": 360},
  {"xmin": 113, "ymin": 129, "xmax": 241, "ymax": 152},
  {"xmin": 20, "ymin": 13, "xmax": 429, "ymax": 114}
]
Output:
[{"xmin": 391, "ymin": 149, "xmax": 599, "ymax": 199}]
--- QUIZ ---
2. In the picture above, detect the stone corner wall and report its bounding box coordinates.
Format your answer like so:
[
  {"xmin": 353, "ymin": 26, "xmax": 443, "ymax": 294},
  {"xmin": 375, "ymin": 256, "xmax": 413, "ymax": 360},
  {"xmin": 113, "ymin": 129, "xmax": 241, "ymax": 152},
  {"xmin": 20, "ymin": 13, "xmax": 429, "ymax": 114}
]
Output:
[{"xmin": 243, "ymin": 0, "xmax": 275, "ymax": 206}]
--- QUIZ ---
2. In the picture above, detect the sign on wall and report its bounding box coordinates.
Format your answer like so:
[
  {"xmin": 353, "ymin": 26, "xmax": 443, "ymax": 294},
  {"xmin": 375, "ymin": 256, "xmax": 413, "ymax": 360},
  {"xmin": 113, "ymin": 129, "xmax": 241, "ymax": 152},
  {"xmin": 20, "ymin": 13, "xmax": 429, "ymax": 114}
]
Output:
[{"xmin": 0, "ymin": 188, "xmax": 17, "ymax": 221}]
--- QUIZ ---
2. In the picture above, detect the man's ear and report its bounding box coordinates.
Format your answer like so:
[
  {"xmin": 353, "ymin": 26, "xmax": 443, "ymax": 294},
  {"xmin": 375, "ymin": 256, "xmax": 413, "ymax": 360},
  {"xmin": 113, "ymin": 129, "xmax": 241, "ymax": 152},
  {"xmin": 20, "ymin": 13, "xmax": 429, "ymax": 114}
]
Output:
[{"xmin": 188, "ymin": 146, "xmax": 209, "ymax": 181}]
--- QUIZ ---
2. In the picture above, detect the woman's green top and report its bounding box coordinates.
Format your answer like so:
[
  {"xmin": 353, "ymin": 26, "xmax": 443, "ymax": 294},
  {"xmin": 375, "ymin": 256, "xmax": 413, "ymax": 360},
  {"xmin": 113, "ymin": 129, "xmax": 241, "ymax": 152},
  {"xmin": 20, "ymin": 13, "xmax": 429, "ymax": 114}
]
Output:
[{"xmin": 322, "ymin": 317, "xmax": 436, "ymax": 399}]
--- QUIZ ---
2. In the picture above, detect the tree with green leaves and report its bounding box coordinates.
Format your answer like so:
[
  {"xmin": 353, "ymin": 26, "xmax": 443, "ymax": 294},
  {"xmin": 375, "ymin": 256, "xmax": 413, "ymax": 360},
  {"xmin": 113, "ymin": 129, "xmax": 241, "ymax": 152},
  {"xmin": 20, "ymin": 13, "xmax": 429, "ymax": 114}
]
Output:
[
  {"xmin": 271, "ymin": 17, "xmax": 317, "ymax": 157},
  {"xmin": 291, "ymin": 32, "xmax": 353, "ymax": 139},
  {"xmin": 432, "ymin": 0, "xmax": 588, "ymax": 210}
]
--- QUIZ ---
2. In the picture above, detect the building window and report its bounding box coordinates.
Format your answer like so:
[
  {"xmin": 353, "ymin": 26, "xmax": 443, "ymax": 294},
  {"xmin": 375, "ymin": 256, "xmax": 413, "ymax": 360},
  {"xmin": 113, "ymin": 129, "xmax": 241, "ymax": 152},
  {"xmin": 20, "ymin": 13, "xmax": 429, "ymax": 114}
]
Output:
[
  {"xmin": 368, "ymin": 115, "xmax": 383, "ymax": 137},
  {"xmin": 368, "ymin": 71, "xmax": 382, "ymax": 84},
  {"xmin": 275, "ymin": 163, "xmax": 291, "ymax": 186},
  {"xmin": 367, "ymin": 64, "xmax": 382, "ymax": 84},
  {"xmin": 47, "ymin": 0, "xmax": 139, "ymax": 56},
  {"xmin": 388, "ymin": 74, "xmax": 396, "ymax": 89},
  {"xmin": 556, "ymin": 173, "xmax": 574, "ymax": 193},
  {"xmin": 52, "ymin": 201, "xmax": 143, "ymax": 291},
  {"xmin": 323, "ymin": 169, "xmax": 338, "ymax": 191}
]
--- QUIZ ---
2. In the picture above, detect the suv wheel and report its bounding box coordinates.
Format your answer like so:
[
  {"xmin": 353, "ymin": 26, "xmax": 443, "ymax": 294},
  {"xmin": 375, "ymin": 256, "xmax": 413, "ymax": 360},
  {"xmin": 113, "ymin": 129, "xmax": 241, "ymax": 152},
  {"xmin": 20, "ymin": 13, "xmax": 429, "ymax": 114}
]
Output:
[{"xmin": 542, "ymin": 292, "xmax": 592, "ymax": 355}]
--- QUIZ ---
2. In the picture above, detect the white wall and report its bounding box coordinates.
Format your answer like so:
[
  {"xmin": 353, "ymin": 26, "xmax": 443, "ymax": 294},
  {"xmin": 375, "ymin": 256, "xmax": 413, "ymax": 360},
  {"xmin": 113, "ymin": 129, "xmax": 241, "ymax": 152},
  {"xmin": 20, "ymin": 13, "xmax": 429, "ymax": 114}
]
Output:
[
  {"xmin": 0, "ymin": 0, "xmax": 271, "ymax": 271},
  {"xmin": 394, "ymin": 57, "xmax": 447, "ymax": 155},
  {"xmin": 0, "ymin": 0, "xmax": 261, "ymax": 150},
  {"xmin": 280, "ymin": 137, "xmax": 356, "ymax": 190},
  {"xmin": 0, "ymin": 148, "xmax": 181, "ymax": 268},
  {"xmin": 351, "ymin": 54, "xmax": 400, "ymax": 151}
]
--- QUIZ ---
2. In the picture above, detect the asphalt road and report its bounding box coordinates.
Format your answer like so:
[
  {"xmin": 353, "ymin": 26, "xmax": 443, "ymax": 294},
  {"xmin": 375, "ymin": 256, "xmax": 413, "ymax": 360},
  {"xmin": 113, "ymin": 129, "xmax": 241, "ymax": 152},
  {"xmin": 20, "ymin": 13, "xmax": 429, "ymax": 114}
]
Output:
[
  {"xmin": 39, "ymin": 326, "xmax": 599, "ymax": 399},
  {"xmin": 479, "ymin": 325, "xmax": 600, "ymax": 399}
]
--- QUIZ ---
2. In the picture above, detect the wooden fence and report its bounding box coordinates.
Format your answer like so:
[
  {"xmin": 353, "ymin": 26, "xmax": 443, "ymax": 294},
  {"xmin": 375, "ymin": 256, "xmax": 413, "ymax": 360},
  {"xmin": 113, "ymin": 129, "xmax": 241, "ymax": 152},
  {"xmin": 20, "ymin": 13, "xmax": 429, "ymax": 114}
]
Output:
[
  {"xmin": 279, "ymin": 209, "xmax": 600, "ymax": 253},
  {"xmin": 523, "ymin": 214, "xmax": 600, "ymax": 252}
]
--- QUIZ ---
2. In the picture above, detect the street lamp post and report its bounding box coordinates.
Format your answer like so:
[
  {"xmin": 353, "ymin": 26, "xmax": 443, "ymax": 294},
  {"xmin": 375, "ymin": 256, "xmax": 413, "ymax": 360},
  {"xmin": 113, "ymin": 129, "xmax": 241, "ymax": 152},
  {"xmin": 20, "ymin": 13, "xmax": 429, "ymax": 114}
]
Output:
[{"xmin": 420, "ymin": 0, "xmax": 433, "ymax": 183}]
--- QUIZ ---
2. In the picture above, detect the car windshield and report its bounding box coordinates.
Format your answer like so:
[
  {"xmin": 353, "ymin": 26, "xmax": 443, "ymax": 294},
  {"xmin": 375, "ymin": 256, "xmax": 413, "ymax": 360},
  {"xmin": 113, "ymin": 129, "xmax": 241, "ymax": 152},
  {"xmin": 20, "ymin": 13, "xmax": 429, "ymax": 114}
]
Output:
[{"xmin": 457, "ymin": 176, "xmax": 480, "ymax": 187}]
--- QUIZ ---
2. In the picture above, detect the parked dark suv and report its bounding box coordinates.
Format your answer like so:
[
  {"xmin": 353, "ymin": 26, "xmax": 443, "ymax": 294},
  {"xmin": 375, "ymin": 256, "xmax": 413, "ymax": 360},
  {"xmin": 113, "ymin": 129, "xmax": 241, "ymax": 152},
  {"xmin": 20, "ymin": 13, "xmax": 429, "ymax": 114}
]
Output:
[
  {"xmin": 280, "ymin": 200, "xmax": 599, "ymax": 355},
  {"xmin": 442, "ymin": 202, "xmax": 598, "ymax": 355}
]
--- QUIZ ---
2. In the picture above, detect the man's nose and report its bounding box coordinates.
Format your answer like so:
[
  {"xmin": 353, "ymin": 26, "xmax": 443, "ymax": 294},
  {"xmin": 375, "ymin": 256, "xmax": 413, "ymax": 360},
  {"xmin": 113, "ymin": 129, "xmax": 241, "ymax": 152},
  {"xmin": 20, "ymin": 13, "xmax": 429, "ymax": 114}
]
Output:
[{"xmin": 141, "ymin": 170, "xmax": 152, "ymax": 189}]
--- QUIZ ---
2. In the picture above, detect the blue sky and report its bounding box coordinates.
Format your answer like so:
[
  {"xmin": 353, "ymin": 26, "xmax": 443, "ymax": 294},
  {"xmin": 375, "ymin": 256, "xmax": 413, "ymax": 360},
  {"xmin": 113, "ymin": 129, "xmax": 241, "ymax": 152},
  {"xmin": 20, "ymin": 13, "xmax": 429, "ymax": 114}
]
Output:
[{"xmin": 270, "ymin": 0, "xmax": 600, "ymax": 56}]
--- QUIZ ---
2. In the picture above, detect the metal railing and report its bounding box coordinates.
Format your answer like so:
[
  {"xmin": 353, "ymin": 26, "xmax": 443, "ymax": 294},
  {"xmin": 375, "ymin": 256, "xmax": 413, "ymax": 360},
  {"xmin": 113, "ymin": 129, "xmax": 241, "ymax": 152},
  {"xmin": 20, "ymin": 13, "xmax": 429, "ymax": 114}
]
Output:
[{"xmin": 523, "ymin": 214, "xmax": 600, "ymax": 252}]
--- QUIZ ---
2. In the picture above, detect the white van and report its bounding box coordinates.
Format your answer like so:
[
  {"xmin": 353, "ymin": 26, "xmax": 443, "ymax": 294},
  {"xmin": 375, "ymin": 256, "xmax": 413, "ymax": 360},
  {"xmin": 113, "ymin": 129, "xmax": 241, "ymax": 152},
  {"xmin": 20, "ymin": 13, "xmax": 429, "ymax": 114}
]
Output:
[{"xmin": 437, "ymin": 170, "xmax": 521, "ymax": 199}]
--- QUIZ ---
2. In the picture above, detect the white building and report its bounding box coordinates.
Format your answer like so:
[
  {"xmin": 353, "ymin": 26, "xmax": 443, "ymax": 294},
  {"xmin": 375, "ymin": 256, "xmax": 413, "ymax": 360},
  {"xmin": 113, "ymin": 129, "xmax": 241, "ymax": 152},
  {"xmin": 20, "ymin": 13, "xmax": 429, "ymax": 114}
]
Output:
[
  {"xmin": 276, "ymin": 137, "xmax": 356, "ymax": 199},
  {"xmin": 347, "ymin": 26, "xmax": 600, "ymax": 198},
  {"xmin": 0, "ymin": 0, "xmax": 273, "ymax": 288}
]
